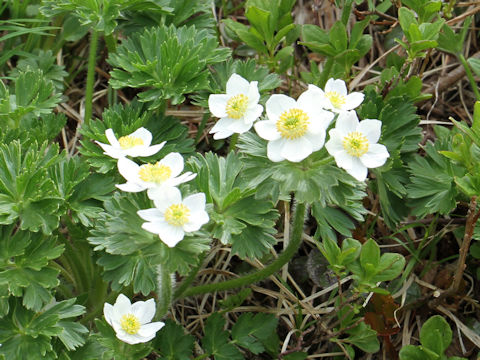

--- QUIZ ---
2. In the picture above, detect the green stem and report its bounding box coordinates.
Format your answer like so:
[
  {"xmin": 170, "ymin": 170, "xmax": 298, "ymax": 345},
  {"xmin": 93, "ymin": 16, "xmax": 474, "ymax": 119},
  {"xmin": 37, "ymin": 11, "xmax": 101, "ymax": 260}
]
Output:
[
  {"xmin": 228, "ymin": 133, "xmax": 239, "ymax": 152},
  {"xmin": 174, "ymin": 252, "xmax": 206, "ymax": 299},
  {"xmin": 84, "ymin": 29, "xmax": 99, "ymax": 124},
  {"xmin": 459, "ymin": 54, "xmax": 480, "ymax": 100},
  {"xmin": 178, "ymin": 202, "xmax": 307, "ymax": 298},
  {"xmin": 156, "ymin": 265, "xmax": 173, "ymax": 319}
]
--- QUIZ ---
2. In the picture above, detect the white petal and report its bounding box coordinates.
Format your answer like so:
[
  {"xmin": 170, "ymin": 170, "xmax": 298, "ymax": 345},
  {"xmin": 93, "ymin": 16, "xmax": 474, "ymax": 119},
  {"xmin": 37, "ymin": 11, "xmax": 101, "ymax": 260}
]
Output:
[
  {"xmin": 345, "ymin": 158, "xmax": 368, "ymax": 181},
  {"xmin": 159, "ymin": 225, "xmax": 185, "ymax": 247},
  {"xmin": 105, "ymin": 128, "xmax": 119, "ymax": 147},
  {"xmin": 266, "ymin": 94, "xmax": 296, "ymax": 122},
  {"xmin": 247, "ymin": 81, "xmax": 260, "ymax": 104},
  {"xmin": 343, "ymin": 92, "xmax": 364, "ymax": 110},
  {"xmin": 96, "ymin": 142, "xmax": 125, "ymax": 159},
  {"xmin": 161, "ymin": 152, "xmax": 184, "ymax": 177},
  {"xmin": 142, "ymin": 221, "xmax": 164, "ymax": 235},
  {"xmin": 117, "ymin": 157, "xmax": 140, "ymax": 182},
  {"xmin": 103, "ymin": 303, "xmax": 114, "ymax": 326},
  {"xmin": 297, "ymin": 86, "xmax": 323, "ymax": 110},
  {"xmin": 325, "ymin": 131, "xmax": 344, "ymax": 155},
  {"xmin": 332, "ymin": 149, "xmax": 354, "ymax": 170},
  {"xmin": 361, "ymin": 144, "xmax": 389, "ymax": 168},
  {"xmin": 307, "ymin": 109, "xmax": 334, "ymax": 134},
  {"xmin": 325, "ymin": 78, "xmax": 347, "ymax": 95},
  {"xmin": 183, "ymin": 193, "xmax": 206, "ymax": 211},
  {"xmin": 244, "ymin": 104, "xmax": 263, "ymax": 124},
  {"xmin": 267, "ymin": 140, "xmax": 286, "ymax": 162},
  {"xmin": 116, "ymin": 332, "xmax": 144, "ymax": 345},
  {"xmin": 116, "ymin": 182, "xmax": 145, "ymax": 192},
  {"xmin": 208, "ymin": 94, "xmax": 229, "ymax": 118},
  {"xmin": 212, "ymin": 129, "xmax": 234, "ymax": 139},
  {"xmin": 281, "ymin": 138, "xmax": 313, "ymax": 162},
  {"xmin": 357, "ymin": 119, "xmax": 382, "ymax": 144},
  {"xmin": 226, "ymin": 118, "xmax": 254, "ymax": 134},
  {"xmin": 130, "ymin": 127, "xmax": 152, "ymax": 146},
  {"xmin": 137, "ymin": 208, "xmax": 164, "ymax": 223},
  {"xmin": 184, "ymin": 210, "xmax": 209, "ymax": 232},
  {"xmin": 113, "ymin": 294, "xmax": 132, "ymax": 317},
  {"xmin": 150, "ymin": 187, "xmax": 182, "ymax": 210},
  {"xmin": 168, "ymin": 172, "xmax": 197, "ymax": 187},
  {"xmin": 127, "ymin": 142, "xmax": 165, "ymax": 158},
  {"xmin": 304, "ymin": 128, "xmax": 326, "ymax": 152},
  {"xmin": 335, "ymin": 111, "xmax": 359, "ymax": 136},
  {"xmin": 226, "ymin": 73, "xmax": 250, "ymax": 95},
  {"xmin": 138, "ymin": 322, "xmax": 165, "ymax": 338},
  {"xmin": 132, "ymin": 299, "xmax": 156, "ymax": 324},
  {"xmin": 254, "ymin": 120, "xmax": 281, "ymax": 141}
]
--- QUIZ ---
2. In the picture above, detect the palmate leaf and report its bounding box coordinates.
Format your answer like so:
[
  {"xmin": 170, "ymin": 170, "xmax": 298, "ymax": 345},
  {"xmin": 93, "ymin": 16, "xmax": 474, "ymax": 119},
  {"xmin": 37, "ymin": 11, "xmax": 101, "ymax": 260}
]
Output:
[
  {"xmin": 0, "ymin": 226, "xmax": 64, "ymax": 311},
  {"xmin": 79, "ymin": 100, "xmax": 194, "ymax": 173},
  {"xmin": 0, "ymin": 141, "xmax": 63, "ymax": 234},
  {"xmin": 202, "ymin": 313, "xmax": 243, "ymax": 360},
  {"xmin": 407, "ymin": 126, "xmax": 465, "ymax": 218},
  {"xmin": 188, "ymin": 152, "xmax": 280, "ymax": 260},
  {"xmin": 108, "ymin": 24, "xmax": 231, "ymax": 107},
  {"xmin": 153, "ymin": 320, "xmax": 194, "ymax": 360},
  {"xmin": 0, "ymin": 69, "xmax": 63, "ymax": 129},
  {"xmin": 231, "ymin": 313, "xmax": 278, "ymax": 354},
  {"xmin": 0, "ymin": 298, "xmax": 86, "ymax": 360}
]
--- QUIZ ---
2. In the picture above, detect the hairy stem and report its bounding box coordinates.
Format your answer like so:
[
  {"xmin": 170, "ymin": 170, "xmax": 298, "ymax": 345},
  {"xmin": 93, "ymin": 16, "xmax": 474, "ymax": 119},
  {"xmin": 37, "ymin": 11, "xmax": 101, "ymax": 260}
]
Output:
[
  {"xmin": 84, "ymin": 30, "xmax": 99, "ymax": 124},
  {"xmin": 177, "ymin": 202, "xmax": 307, "ymax": 298}
]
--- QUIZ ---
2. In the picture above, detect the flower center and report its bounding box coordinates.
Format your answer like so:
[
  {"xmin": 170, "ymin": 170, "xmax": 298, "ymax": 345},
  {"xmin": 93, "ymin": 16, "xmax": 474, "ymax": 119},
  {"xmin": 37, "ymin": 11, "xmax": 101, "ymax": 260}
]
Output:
[
  {"xmin": 276, "ymin": 108, "xmax": 310, "ymax": 140},
  {"xmin": 164, "ymin": 204, "xmax": 190, "ymax": 226},
  {"xmin": 326, "ymin": 91, "xmax": 346, "ymax": 109},
  {"xmin": 118, "ymin": 135, "xmax": 144, "ymax": 149},
  {"xmin": 226, "ymin": 94, "xmax": 249, "ymax": 119},
  {"xmin": 120, "ymin": 314, "xmax": 141, "ymax": 335},
  {"xmin": 138, "ymin": 163, "xmax": 172, "ymax": 183},
  {"xmin": 342, "ymin": 131, "xmax": 369, "ymax": 157}
]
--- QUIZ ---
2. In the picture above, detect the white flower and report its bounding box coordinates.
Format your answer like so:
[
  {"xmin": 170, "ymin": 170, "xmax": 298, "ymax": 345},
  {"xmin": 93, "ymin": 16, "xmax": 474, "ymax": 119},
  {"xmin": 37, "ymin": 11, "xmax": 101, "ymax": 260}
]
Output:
[
  {"xmin": 137, "ymin": 187, "xmax": 209, "ymax": 247},
  {"xmin": 313, "ymin": 78, "xmax": 364, "ymax": 112},
  {"xmin": 208, "ymin": 73, "xmax": 263, "ymax": 139},
  {"xmin": 96, "ymin": 127, "xmax": 165, "ymax": 159},
  {"xmin": 103, "ymin": 294, "xmax": 164, "ymax": 345},
  {"xmin": 254, "ymin": 89, "xmax": 334, "ymax": 162},
  {"xmin": 116, "ymin": 152, "xmax": 196, "ymax": 198},
  {"xmin": 325, "ymin": 111, "xmax": 389, "ymax": 181}
]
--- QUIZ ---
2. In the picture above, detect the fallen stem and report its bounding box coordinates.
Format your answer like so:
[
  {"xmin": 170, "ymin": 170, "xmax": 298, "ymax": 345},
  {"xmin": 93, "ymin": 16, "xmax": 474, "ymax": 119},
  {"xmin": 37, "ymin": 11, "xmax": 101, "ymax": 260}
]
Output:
[{"xmin": 177, "ymin": 202, "xmax": 307, "ymax": 298}]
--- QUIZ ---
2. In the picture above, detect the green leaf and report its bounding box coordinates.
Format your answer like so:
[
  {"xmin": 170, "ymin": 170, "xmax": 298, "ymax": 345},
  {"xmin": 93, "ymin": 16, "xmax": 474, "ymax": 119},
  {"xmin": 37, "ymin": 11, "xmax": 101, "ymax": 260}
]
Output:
[
  {"xmin": 399, "ymin": 345, "xmax": 436, "ymax": 360},
  {"xmin": 154, "ymin": 320, "xmax": 194, "ymax": 360},
  {"xmin": 360, "ymin": 239, "xmax": 380, "ymax": 271},
  {"xmin": 108, "ymin": 24, "xmax": 230, "ymax": 107},
  {"xmin": 202, "ymin": 313, "xmax": 243, "ymax": 360},
  {"xmin": 329, "ymin": 21, "xmax": 348, "ymax": 51},
  {"xmin": 345, "ymin": 322, "xmax": 380, "ymax": 353},
  {"xmin": 420, "ymin": 315, "xmax": 452, "ymax": 355},
  {"xmin": 231, "ymin": 313, "xmax": 278, "ymax": 354}
]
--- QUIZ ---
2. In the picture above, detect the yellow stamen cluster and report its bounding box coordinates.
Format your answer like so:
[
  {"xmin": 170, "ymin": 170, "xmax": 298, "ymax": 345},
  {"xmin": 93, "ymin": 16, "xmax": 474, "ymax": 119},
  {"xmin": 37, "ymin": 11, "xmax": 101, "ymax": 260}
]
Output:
[
  {"xmin": 226, "ymin": 94, "xmax": 249, "ymax": 119},
  {"xmin": 138, "ymin": 163, "xmax": 172, "ymax": 183},
  {"xmin": 342, "ymin": 131, "xmax": 369, "ymax": 157},
  {"xmin": 118, "ymin": 136, "xmax": 144, "ymax": 149},
  {"xmin": 120, "ymin": 314, "xmax": 141, "ymax": 335},
  {"xmin": 276, "ymin": 108, "xmax": 310, "ymax": 140},
  {"xmin": 325, "ymin": 91, "xmax": 347, "ymax": 109},
  {"xmin": 164, "ymin": 204, "xmax": 190, "ymax": 226}
]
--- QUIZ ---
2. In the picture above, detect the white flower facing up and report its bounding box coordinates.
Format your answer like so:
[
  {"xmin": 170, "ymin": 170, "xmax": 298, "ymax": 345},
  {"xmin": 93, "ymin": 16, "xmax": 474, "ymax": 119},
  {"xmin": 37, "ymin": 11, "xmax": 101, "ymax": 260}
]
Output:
[
  {"xmin": 325, "ymin": 111, "xmax": 389, "ymax": 181},
  {"xmin": 208, "ymin": 73, "xmax": 263, "ymax": 139},
  {"xmin": 96, "ymin": 127, "xmax": 165, "ymax": 159},
  {"xmin": 116, "ymin": 152, "xmax": 196, "ymax": 198},
  {"xmin": 314, "ymin": 78, "xmax": 364, "ymax": 113},
  {"xmin": 137, "ymin": 187, "xmax": 209, "ymax": 248},
  {"xmin": 103, "ymin": 294, "xmax": 164, "ymax": 345},
  {"xmin": 254, "ymin": 89, "xmax": 334, "ymax": 162}
]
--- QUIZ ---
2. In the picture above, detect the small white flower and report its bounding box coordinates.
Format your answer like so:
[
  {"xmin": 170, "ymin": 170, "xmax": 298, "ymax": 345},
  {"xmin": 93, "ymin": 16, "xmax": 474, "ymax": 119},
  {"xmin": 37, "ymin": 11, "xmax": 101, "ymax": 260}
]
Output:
[
  {"xmin": 314, "ymin": 78, "xmax": 364, "ymax": 113},
  {"xmin": 138, "ymin": 187, "xmax": 209, "ymax": 247},
  {"xmin": 254, "ymin": 89, "xmax": 334, "ymax": 162},
  {"xmin": 325, "ymin": 111, "xmax": 389, "ymax": 181},
  {"xmin": 96, "ymin": 127, "xmax": 165, "ymax": 159},
  {"xmin": 116, "ymin": 152, "xmax": 196, "ymax": 198},
  {"xmin": 208, "ymin": 73, "xmax": 263, "ymax": 139},
  {"xmin": 103, "ymin": 294, "xmax": 164, "ymax": 345}
]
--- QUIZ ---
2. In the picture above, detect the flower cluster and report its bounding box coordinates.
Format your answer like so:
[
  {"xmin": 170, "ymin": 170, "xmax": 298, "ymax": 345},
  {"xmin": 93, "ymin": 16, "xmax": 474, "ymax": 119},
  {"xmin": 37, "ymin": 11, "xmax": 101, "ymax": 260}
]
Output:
[
  {"xmin": 208, "ymin": 75, "xmax": 389, "ymax": 181},
  {"xmin": 97, "ymin": 127, "xmax": 209, "ymax": 247}
]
